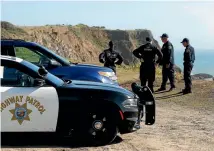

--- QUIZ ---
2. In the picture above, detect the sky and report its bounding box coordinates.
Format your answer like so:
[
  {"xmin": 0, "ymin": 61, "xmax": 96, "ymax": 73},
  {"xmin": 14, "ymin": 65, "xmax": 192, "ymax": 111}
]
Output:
[{"xmin": 1, "ymin": 1, "xmax": 214, "ymax": 50}]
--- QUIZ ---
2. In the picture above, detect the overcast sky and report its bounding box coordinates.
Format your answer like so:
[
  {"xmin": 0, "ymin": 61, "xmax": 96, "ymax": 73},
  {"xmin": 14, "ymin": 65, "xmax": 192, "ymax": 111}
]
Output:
[{"xmin": 1, "ymin": 1, "xmax": 214, "ymax": 50}]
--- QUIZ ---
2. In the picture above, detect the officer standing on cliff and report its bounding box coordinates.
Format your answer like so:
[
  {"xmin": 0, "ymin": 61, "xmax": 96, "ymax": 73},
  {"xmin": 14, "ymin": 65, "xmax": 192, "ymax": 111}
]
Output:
[
  {"xmin": 133, "ymin": 37, "xmax": 163, "ymax": 93},
  {"xmin": 181, "ymin": 38, "xmax": 195, "ymax": 94},
  {"xmin": 99, "ymin": 41, "xmax": 123, "ymax": 74},
  {"xmin": 157, "ymin": 33, "xmax": 176, "ymax": 92}
]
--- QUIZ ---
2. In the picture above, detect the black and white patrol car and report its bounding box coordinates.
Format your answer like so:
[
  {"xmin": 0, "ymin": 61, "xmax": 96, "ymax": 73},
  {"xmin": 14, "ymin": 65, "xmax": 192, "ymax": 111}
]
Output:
[{"xmin": 0, "ymin": 55, "xmax": 155, "ymax": 146}]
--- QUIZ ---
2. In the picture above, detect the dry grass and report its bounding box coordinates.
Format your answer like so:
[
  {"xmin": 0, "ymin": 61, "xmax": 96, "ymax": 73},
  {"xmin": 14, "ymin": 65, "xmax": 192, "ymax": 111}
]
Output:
[
  {"xmin": 82, "ymin": 61, "xmax": 183, "ymax": 85},
  {"xmin": 117, "ymin": 67, "xmax": 139, "ymax": 84},
  {"xmin": 117, "ymin": 65, "xmax": 182, "ymax": 86}
]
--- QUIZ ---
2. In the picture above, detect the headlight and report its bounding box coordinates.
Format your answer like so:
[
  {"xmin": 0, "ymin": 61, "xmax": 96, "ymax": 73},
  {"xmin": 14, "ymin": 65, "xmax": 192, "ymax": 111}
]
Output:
[
  {"xmin": 122, "ymin": 99, "xmax": 138, "ymax": 108},
  {"xmin": 98, "ymin": 71, "xmax": 118, "ymax": 81}
]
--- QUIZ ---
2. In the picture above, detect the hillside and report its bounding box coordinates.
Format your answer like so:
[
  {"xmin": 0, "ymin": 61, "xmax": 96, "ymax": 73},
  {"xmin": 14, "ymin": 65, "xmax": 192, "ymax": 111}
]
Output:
[{"xmin": 1, "ymin": 21, "xmax": 160, "ymax": 65}]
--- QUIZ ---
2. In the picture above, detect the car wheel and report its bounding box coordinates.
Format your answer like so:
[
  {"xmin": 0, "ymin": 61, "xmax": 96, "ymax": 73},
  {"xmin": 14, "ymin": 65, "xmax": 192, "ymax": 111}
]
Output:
[{"xmin": 84, "ymin": 110, "xmax": 118, "ymax": 146}]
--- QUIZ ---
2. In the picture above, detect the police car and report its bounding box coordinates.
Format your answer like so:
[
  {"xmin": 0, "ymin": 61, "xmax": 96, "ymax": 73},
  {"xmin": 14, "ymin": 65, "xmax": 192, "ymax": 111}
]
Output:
[{"xmin": 0, "ymin": 55, "xmax": 155, "ymax": 146}]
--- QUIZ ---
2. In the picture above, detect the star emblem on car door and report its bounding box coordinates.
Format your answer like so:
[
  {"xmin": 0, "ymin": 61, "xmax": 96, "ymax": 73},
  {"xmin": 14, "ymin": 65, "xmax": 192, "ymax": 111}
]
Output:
[{"xmin": 9, "ymin": 103, "xmax": 32, "ymax": 125}]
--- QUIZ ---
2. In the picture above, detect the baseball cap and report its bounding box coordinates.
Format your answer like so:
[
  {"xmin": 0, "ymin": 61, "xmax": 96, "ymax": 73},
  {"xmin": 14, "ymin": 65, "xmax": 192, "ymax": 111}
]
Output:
[
  {"xmin": 146, "ymin": 37, "xmax": 152, "ymax": 42},
  {"xmin": 181, "ymin": 38, "xmax": 189, "ymax": 43},
  {"xmin": 160, "ymin": 33, "xmax": 168, "ymax": 38}
]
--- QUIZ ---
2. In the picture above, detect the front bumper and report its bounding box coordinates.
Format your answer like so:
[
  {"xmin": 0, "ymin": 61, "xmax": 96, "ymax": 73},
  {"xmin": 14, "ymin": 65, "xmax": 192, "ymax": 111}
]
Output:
[
  {"xmin": 123, "ymin": 111, "xmax": 138, "ymax": 121},
  {"xmin": 119, "ymin": 111, "xmax": 138, "ymax": 134},
  {"xmin": 118, "ymin": 83, "xmax": 156, "ymax": 134}
]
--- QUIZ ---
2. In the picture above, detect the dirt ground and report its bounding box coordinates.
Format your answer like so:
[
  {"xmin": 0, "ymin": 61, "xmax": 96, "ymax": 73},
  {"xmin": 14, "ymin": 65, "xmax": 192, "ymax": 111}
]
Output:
[{"xmin": 1, "ymin": 80, "xmax": 214, "ymax": 151}]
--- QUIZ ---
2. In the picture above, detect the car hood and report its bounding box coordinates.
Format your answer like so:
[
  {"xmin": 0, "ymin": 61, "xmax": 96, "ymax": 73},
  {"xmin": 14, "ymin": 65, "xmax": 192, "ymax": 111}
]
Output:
[
  {"xmin": 71, "ymin": 63, "xmax": 113, "ymax": 72},
  {"xmin": 65, "ymin": 80, "xmax": 135, "ymax": 98},
  {"xmin": 76, "ymin": 63, "xmax": 102, "ymax": 68}
]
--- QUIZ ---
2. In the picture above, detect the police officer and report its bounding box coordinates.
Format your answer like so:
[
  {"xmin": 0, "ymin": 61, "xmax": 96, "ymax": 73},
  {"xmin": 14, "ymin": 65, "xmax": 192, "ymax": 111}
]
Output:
[
  {"xmin": 157, "ymin": 33, "xmax": 176, "ymax": 92},
  {"xmin": 99, "ymin": 41, "xmax": 123, "ymax": 74},
  {"xmin": 133, "ymin": 37, "xmax": 163, "ymax": 93},
  {"xmin": 181, "ymin": 38, "xmax": 195, "ymax": 94}
]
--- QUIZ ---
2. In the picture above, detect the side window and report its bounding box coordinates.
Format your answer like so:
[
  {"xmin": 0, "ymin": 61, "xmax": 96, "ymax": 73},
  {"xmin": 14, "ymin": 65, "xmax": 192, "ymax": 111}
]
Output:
[
  {"xmin": 0, "ymin": 66, "xmax": 35, "ymax": 87},
  {"xmin": 14, "ymin": 46, "xmax": 61, "ymax": 67},
  {"xmin": 15, "ymin": 47, "xmax": 47, "ymax": 65}
]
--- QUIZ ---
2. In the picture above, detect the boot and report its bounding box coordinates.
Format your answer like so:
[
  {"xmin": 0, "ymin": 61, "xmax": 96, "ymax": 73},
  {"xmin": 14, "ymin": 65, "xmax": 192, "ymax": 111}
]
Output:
[
  {"xmin": 156, "ymin": 87, "xmax": 166, "ymax": 92},
  {"xmin": 182, "ymin": 88, "xmax": 192, "ymax": 94},
  {"xmin": 168, "ymin": 86, "xmax": 176, "ymax": 91}
]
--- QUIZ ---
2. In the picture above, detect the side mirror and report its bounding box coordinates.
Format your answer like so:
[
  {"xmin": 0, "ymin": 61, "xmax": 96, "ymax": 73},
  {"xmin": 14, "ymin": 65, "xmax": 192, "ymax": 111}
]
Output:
[
  {"xmin": 33, "ymin": 78, "xmax": 45, "ymax": 87},
  {"xmin": 38, "ymin": 66, "xmax": 48, "ymax": 77},
  {"xmin": 49, "ymin": 59, "xmax": 61, "ymax": 67}
]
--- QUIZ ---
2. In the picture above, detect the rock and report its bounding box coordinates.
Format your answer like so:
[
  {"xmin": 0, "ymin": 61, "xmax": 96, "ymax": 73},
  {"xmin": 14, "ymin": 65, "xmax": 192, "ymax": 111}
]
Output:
[
  {"xmin": 192, "ymin": 73, "xmax": 214, "ymax": 80},
  {"xmin": 106, "ymin": 29, "xmax": 159, "ymax": 65},
  {"xmin": 174, "ymin": 65, "xmax": 182, "ymax": 74}
]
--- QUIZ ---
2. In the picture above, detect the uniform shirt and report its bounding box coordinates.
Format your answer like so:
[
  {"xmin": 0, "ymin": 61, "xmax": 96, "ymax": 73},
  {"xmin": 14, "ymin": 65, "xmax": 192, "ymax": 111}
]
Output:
[
  {"xmin": 161, "ymin": 41, "xmax": 174, "ymax": 65},
  {"xmin": 133, "ymin": 43, "xmax": 163, "ymax": 64},
  {"xmin": 99, "ymin": 48, "xmax": 123, "ymax": 67},
  {"xmin": 183, "ymin": 45, "xmax": 195, "ymax": 64}
]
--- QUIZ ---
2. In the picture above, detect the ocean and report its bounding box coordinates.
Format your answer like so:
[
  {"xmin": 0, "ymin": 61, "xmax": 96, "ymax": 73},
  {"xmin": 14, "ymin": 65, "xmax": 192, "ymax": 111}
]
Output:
[{"xmin": 174, "ymin": 50, "xmax": 214, "ymax": 76}]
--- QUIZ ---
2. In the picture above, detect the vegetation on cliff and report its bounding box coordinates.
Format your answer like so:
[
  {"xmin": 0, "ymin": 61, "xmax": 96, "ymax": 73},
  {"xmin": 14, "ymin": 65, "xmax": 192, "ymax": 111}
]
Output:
[
  {"xmin": 1, "ymin": 21, "xmax": 183, "ymax": 82},
  {"xmin": 1, "ymin": 22, "xmax": 159, "ymax": 64}
]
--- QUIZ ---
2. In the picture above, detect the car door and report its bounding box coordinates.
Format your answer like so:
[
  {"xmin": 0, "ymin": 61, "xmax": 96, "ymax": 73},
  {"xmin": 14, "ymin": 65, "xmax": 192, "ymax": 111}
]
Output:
[{"xmin": 0, "ymin": 65, "xmax": 59, "ymax": 132}]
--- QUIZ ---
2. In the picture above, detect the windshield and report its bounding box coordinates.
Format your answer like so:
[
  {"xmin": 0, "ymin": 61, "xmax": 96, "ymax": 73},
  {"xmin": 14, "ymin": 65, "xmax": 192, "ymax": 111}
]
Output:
[
  {"xmin": 37, "ymin": 43, "xmax": 71, "ymax": 65},
  {"xmin": 22, "ymin": 60, "xmax": 65, "ymax": 86}
]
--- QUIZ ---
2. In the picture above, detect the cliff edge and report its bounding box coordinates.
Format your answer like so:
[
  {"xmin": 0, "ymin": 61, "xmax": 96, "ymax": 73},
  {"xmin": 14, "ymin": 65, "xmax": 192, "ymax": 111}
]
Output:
[{"xmin": 1, "ymin": 21, "xmax": 160, "ymax": 65}]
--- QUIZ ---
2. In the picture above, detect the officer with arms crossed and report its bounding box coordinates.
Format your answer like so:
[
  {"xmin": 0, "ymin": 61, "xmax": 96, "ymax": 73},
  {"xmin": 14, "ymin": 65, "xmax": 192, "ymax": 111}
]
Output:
[
  {"xmin": 157, "ymin": 33, "xmax": 176, "ymax": 92},
  {"xmin": 133, "ymin": 37, "xmax": 163, "ymax": 93},
  {"xmin": 181, "ymin": 38, "xmax": 195, "ymax": 94},
  {"xmin": 99, "ymin": 41, "xmax": 123, "ymax": 74}
]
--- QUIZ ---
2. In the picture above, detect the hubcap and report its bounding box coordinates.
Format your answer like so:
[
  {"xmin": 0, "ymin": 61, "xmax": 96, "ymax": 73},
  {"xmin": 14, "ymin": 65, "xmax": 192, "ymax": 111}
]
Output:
[
  {"xmin": 143, "ymin": 87, "xmax": 148, "ymax": 91},
  {"xmin": 89, "ymin": 114, "xmax": 108, "ymax": 137},
  {"xmin": 93, "ymin": 121, "xmax": 103, "ymax": 130}
]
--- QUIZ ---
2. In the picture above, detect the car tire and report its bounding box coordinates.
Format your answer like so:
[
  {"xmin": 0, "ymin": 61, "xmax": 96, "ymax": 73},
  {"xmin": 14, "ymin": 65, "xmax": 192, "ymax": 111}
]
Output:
[{"xmin": 84, "ymin": 109, "xmax": 118, "ymax": 146}]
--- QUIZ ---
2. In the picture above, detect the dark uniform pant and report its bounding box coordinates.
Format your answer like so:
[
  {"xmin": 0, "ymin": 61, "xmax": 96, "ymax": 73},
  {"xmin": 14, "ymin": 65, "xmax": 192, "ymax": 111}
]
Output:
[
  {"xmin": 140, "ymin": 63, "xmax": 155, "ymax": 92},
  {"xmin": 161, "ymin": 64, "xmax": 175, "ymax": 89},
  {"xmin": 184, "ymin": 63, "xmax": 193, "ymax": 90}
]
